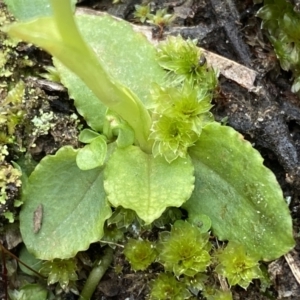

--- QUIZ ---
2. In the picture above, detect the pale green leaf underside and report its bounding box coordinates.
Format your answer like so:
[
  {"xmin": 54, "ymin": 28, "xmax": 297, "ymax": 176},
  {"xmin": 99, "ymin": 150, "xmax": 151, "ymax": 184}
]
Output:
[
  {"xmin": 20, "ymin": 146, "xmax": 112, "ymax": 260},
  {"xmin": 55, "ymin": 14, "xmax": 165, "ymax": 131},
  {"xmin": 104, "ymin": 146, "xmax": 195, "ymax": 224},
  {"xmin": 183, "ymin": 122, "xmax": 294, "ymax": 261},
  {"xmin": 3, "ymin": 0, "xmax": 76, "ymax": 21}
]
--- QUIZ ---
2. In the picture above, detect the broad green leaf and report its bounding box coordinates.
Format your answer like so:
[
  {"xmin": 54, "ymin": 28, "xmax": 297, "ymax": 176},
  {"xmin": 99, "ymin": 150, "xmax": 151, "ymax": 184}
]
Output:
[
  {"xmin": 54, "ymin": 13, "xmax": 165, "ymax": 131},
  {"xmin": 183, "ymin": 122, "xmax": 295, "ymax": 261},
  {"xmin": 76, "ymin": 136, "xmax": 107, "ymax": 170},
  {"xmin": 20, "ymin": 146, "xmax": 112, "ymax": 260},
  {"xmin": 104, "ymin": 146, "xmax": 195, "ymax": 224},
  {"xmin": 3, "ymin": 0, "xmax": 76, "ymax": 20}
]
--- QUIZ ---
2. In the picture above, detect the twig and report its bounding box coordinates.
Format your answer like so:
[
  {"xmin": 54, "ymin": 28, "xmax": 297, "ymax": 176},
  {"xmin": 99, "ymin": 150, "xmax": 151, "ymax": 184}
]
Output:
[{"xmin": 284, "ymin": 250, "xmax": 300, "ymax": 286}]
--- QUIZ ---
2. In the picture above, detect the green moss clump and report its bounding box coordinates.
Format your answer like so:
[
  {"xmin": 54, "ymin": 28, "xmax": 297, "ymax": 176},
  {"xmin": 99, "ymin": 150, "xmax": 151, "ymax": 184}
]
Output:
[
  {"xmin": 257, "ymin": 0, "xmax": 300, "ymax": 92},
  {"xmin": 215, "ymin": 242, "xmax": 262, "ymax": 289},
  {"xmin": 123, "ymin": 238, "xmax": 157, "ymax": 271},
  {"xmin": 156, "ymin": 35, "xmax": 218, "ymax": 89},
  {"xmin": 40, "ymin": 258, "xmax": 78, "ymax": 291},
  {"xmin": 149, "ymin": 273, "xmax": 191, "ymax": 300},
  {"xmin": 157, "ymin": 220, "xmax": 211, "ymax": 277}
]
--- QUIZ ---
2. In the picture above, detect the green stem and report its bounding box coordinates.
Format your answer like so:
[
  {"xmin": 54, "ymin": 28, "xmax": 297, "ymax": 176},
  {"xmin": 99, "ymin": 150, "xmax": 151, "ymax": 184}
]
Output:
[
  {"xmin": 51, "ymin": 0, "xmax": 152, "ymax": 152},
  {"xmin": 7, "ymin": 0, "xmax": 152, "ymax": 153},
  {"xmin": 79, "ymin": 247, "xmax": 113, "ymax": 300}
]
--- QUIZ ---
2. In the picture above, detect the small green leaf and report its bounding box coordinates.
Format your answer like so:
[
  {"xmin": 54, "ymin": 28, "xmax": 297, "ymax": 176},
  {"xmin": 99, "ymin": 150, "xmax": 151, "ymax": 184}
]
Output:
[
  {"xmin": 20, "ymin": 146, "xmax": 112, "ymax": 260},
  {"xmin": 78, "ymin": 129, "xmax": 101, "ymax": 143},
  {"xmin": 107, "ymin": 207, "xmax": 138, "ymax": 229},
  {"xmin": 76, "ymin": 136, "xmax": 107, "ymax": 170},
  {"xmin": 104, "ymin": 146, "xmax": 195, "ymax": 224},
  {"xmin": 183, "ymin": 122, "xmax": 295, "ymax": 261},
  {"xmin": 153, "ymin": 207, "xmax": 182, "ymax": 228},
  {"xmin": 114, "ymin": 123, "xmax": 135, "ymax": 148},
  {"xmin": 8, "ymin": 284, "xmax": 48, "ymax": 300},
  {"xmin": 188, "ymin": 213, "xmax": 211, "ymax": 233}
]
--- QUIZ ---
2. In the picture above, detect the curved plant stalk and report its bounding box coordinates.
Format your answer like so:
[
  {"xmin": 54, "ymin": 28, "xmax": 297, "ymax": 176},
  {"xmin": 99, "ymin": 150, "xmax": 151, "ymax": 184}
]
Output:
[
  {"xmin": 6, "ymin": 0, "xmax": 152, "ymax": 152},
  {"xmin": 79, "ymin": 247, "xmax": 113, "ymax": 300}
]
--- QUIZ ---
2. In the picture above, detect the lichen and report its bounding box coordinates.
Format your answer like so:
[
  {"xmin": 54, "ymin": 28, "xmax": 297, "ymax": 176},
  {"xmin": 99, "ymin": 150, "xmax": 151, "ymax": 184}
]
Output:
[
  {"xmin": 0, "ymin": 145, "xmax": 21, "ymax": 222},
  {"xmin": 31, "ymin": 109, "xmax": 56, "ymax": 136}
]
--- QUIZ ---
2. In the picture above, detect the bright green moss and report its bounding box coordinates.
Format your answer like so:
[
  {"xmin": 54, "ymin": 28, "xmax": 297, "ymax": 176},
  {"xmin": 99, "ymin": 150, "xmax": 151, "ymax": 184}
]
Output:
[
  {"xmin": 123, "ymin": 238, "xmax": 157, "ymax": 271},
  {"xmin": 39, "ymin": 258, "xmax": 78, "ymax": 290},
  {"xmin": 157, "ymin": 220, "xmax": 211, "ymax": 277},
  {"xmin": 149, "ymin": 273, "xmax": 191, "ymax": 300},
  {"xmin": 257, "ymin": 0, "xmax": 300, "ymax": 92},
  {"xmin": 215, "ymin": 242, "xmax": 262, "ymax": 289}
]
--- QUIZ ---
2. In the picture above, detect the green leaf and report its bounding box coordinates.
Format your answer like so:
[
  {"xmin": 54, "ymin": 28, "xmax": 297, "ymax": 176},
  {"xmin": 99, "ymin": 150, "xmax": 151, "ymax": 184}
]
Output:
[
  {"xmin": 20, "ymin": 146, "xmax": 112, "ymax": 260},
  {"xmin": 187, "ymin": 213, "xmax": 211, "ymax": 233},
  {"xmin": 6, "ymin": 2, "xmax": 153, "ymax": 152},
  {"xmin": 76, "ymin": 136, "xmax": 107, "ymax": 170},
  {"xmin": 78, "ymin": 129, "xmax": 101, "ymax": 143},
  {"xmin": 104, "ymin": 146, "xmax": 195, "ymax": 224},
  {"xmin": 19, "ymin": 246, "xmax": 43, "ymax": 276},
  {"xmin": 54, "ymin": 13, "xmax": 165, "ymax": 132},
  {"xmin": 3, "ymin": 0, "xmax": 76, "ymax": 20},
  {"xmin": 8, "ymin": 284, "xmax": 48, "ymax": 300},
  {"xmin": 183, "ymin": 122, "xmax": 295, "ymax": 261},
  {"xmin": 114, "ymin": 123, "xmax": 135, "ymax": 148}
]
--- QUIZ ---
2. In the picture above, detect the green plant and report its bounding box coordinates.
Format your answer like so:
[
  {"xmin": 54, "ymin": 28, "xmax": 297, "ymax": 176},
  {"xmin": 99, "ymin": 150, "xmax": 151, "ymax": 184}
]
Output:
[
  {"xmin": 149, "ymin": 273, "xmax": 191, "ymax": 300},
  {"xmin": 157, "ymin": 220, "xmax": 211, "ymax": 277},
  {"xmin": 123, "ymin": 238, "xmax": 157, "ymax": 271},
  {"xmin": 2, "ymin": 0, "xmax": 295, "ymax": 297},
  {"xmin": 156, "ymin": 35, "xmax": 218, "ymax": 88},
  {"xmin": 0, "ymin": 81, "xmax": 25, "ymax": 139},
  {"xmin": 39, "ymin": 258, "xmax": 78, "ymax": 290},
  {"xmin": 147, "ymin": 8, "xmax": 175, "ymax": 28},
  {"xmin": 134, "ymin": 4, "xmax": 152, "ymax": 23},
  {"xmin": 215, "ymin": 242, "xmax": 262, "ymax": 289},
  {"xmin": 257, "ymin": 0, "xmax": 300, "ymax": 92},
  {"xmin": 203, "ymin": 288, "xmax": 233, "ymax": 300}
]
